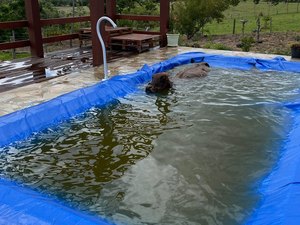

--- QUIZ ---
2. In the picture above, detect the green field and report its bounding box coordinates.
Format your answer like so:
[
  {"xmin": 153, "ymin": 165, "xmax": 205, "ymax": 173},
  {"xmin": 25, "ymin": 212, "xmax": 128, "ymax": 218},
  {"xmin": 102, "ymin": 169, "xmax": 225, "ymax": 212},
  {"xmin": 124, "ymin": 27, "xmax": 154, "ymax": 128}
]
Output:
[
  {"xmin": 0, "ymin": 52, "xmax": 30, "ymax": 61},
  {"xmin": 55, "ymin": 2, "xmax": 300, "ymax": 35},
  {"xmin": 206, "ymin": 1, "xmax": 300, "ymax": 35}
]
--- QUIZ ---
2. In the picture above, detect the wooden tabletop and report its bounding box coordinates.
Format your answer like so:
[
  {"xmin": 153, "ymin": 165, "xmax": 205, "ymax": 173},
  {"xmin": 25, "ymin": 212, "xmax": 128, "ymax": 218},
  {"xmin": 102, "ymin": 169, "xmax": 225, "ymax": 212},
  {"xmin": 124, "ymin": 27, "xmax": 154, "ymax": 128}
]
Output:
[{"xmin": 111, "ymin": 33, "xmax": 160, "ymax": 41}]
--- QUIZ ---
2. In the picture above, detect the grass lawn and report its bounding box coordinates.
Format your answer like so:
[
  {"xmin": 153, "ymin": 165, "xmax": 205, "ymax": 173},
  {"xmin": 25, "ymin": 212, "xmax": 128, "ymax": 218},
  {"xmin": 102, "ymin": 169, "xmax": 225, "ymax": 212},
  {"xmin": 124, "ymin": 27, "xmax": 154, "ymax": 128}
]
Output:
[
  {"xmin": 0, "ymin": 52, "xmax": 30, "ymax": 61},
  {"xmin": 206, "ymin": 1, "xmax": 300, "ymax": 35}
]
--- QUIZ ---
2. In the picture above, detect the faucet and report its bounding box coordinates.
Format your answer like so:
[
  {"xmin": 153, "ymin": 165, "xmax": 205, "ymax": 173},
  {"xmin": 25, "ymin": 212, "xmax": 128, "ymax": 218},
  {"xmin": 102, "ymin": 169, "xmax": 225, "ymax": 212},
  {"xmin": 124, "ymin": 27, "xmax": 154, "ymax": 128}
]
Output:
[{"xmin": 96, "ymin": 16, "xmax": 117, "ymax": 80}]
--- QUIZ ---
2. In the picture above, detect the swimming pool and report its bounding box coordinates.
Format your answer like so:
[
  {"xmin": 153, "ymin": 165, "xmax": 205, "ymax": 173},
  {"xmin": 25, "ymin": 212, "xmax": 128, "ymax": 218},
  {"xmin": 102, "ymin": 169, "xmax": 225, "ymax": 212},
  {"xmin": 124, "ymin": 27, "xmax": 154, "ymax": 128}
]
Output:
[{"xmin": 1, "ymin": 52, "xmax": 300, "ymax": 225}]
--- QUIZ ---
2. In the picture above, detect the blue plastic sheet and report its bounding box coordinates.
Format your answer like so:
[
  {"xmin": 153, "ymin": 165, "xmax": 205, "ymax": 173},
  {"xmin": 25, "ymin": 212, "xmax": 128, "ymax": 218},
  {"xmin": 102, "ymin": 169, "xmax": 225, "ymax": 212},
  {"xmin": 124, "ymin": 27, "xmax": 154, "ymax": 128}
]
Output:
[
  {"xmin": 245, "ymin": 107, "xmax": 300, "ymax": 225},
  {"xmin": 0, "ymin": 179, "xmax": 113, "ymax": 225},
  {"xmin": 1, "ymin": 52, "xmax": 300, "ymax": 225}
]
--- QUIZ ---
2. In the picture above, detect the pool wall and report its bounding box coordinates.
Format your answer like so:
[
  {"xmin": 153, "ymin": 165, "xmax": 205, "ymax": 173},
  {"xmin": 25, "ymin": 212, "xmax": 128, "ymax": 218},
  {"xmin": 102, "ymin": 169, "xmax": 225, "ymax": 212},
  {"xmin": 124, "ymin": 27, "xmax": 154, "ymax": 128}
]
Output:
[
  {"xmin": 1, "ymin": 52, "xmax": 300, "ymax": 224},
  {"xmin": 246, "ymin": 105, "xmax": 300, "ymax": 225}
]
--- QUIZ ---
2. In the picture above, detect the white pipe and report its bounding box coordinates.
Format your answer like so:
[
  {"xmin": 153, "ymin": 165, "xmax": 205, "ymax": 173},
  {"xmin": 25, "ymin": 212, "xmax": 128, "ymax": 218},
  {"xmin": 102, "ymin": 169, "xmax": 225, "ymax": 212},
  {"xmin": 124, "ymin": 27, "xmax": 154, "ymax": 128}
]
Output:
[{"xmin": 96, "ymin": 16, "xmax": 117, "ymax": 80}]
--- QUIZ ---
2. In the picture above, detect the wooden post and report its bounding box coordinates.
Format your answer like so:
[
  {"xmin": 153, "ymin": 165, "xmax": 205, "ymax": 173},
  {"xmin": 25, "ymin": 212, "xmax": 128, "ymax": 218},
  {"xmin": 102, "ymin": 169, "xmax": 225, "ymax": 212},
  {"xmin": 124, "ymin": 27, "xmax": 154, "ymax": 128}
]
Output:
[
  {"xmin": 90, "ymin": 0, "xmax": 105, "ymax": 66},
  {"xmin": 232, "ymin": 18, "xmax": 236, "ymax": 35},
  {"xmin": 106, "ymin": 0, "xmax": 117, "ymax": 21},
  {"xmin": 24, "ymin": 0, "xmax": 44, "ymax": 58},
  {"xmin": 160, "ymin": 0, "xmax": 170, "ymax": 47}
]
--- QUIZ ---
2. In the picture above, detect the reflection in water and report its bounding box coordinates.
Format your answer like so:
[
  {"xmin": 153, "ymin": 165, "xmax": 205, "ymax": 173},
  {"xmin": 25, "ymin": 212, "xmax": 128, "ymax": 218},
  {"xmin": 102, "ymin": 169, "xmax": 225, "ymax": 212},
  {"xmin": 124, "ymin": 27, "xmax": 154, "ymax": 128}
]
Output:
[{"xmin": 1, "ymin": 67, "xmax": 300, "ymax": 224}]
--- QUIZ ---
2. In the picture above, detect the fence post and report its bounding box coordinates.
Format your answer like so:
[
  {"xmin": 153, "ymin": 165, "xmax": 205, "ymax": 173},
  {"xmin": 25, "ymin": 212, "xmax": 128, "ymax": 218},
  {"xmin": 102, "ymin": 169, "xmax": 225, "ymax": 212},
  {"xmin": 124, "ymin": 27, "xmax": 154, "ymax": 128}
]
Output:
[
  {"xmin": 24, "ymin": 0, "xmax": 44, "ymax": 58},
  {"xmin": 232, "ymin": 19, "xmax": 236, "ymax": 35},
  {"xmin": 90, "ymin": 0, "xmax": 105, "ymax": 66},
  {"xmin": 160, "ymin": 0, "xmax": 170, "ymax": 47}
]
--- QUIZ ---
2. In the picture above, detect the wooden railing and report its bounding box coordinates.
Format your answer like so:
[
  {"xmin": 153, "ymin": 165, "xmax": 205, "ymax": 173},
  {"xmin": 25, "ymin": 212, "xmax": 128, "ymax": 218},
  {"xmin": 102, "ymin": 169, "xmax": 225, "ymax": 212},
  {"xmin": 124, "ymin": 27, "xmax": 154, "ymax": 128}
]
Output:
[
  {"xmin": 0, "ymin": 0, "xmax": 169, "ymax": 66},
  {"xmin": 0, "ymin": 16, "xmax": 90, "ymax": 51}
]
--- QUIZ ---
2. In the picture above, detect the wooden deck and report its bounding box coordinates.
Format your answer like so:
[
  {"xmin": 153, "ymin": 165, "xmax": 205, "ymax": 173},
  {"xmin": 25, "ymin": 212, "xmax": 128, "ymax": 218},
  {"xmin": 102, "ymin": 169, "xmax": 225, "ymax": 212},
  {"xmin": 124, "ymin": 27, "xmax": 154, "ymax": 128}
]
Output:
[
  {"xmin": 0, "ymin": 47, "xmax": 138, "ymax": 93},
  {"xmin": 1, "ymin": 26, "xmax": 162, "ymax": 93}
]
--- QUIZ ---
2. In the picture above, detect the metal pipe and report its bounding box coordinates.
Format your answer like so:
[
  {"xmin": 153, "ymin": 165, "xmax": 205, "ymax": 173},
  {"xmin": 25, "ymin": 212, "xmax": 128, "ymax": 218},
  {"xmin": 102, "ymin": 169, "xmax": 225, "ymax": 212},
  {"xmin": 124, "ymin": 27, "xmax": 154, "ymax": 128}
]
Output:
[{"xmin": 96, "ymin": 16, "xmax": 117, "ymax": 80}]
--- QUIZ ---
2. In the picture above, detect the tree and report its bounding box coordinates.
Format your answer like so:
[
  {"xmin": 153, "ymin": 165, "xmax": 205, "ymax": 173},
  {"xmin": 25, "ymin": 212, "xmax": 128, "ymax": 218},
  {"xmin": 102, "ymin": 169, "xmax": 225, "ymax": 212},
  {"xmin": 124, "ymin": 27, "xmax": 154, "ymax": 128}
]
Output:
[
  {"xmin": 116, "ymin": 0, "xmax": 160, "ymax": 13},
  {"xmin": 0, "ymin": 0, "xmax": 60, "ymax": 42},
  {"xmin": 173, "ymin": 0, "xmax": 241, "ymax": 39}
]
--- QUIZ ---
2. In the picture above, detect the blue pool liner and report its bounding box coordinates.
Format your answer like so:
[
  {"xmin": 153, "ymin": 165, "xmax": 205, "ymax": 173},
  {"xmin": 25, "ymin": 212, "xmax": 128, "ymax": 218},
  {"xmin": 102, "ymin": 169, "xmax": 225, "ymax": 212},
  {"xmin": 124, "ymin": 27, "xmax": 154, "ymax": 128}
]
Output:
[
  {"xmin": 0, "ymin": 179, "xmax": 113, "ymax": 225},
  {"xmin": 1, "ymin": 52, "xmax": 300, "ymax": 224}
]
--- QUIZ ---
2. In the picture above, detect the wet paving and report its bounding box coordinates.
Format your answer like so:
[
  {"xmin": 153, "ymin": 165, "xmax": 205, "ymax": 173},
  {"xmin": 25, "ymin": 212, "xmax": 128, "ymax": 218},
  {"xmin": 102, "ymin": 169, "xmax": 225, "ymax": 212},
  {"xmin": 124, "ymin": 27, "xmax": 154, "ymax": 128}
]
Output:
[{"xmin": 0, "ymin": 46, "xmax": 293, "ymax": 116}]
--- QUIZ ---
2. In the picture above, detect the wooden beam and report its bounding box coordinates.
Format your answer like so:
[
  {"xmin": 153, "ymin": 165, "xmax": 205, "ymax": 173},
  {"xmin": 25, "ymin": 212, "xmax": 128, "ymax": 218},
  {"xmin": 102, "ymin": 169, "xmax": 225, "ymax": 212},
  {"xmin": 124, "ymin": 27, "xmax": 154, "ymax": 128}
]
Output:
[
  {"xmin": 0, "ymin": 40, "xmax": 30, "ymax": 51},
  {"xmin": 90, "ymin": 0, "xmax": 105, "ymax": 67},
  {"xmin": 160, "ymin": 0, "xmax": 170, "ymax": 47},
  {"xmin": 115, "ymin": 14, "xmax": 160, "ymax": 21},
  {"xmin": 43, "ymin": 34, "xmax": 79, "ymax": 44},
  {"xmin": 41, "ymin": 16, "xmax": 90, "ymax": 26},
  {"xmin": 0, "ymin": 21, "xmax": 28, "ymax": 30},
  {"xmin": 106, "ymin": 0, "xmax": 117, "ymax": 21},
  {"xmin": 24, "ymin": 0, "xmax": 44, "ymax": 58}
]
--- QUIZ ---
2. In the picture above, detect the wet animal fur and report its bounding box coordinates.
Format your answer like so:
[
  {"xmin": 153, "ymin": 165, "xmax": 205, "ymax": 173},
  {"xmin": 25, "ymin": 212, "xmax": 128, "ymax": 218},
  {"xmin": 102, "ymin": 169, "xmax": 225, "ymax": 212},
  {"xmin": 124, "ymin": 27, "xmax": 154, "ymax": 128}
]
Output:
[
  {"xmin": 145, "ymin": 62, "xmax": 210, "ymax": 93},
  {"xmin": 175, "ymin": 62, "xmax": 210, "ymax": 78},
  {"xmin": 145, "ymin": 72, "xmax": 173, "ymax": 94}
]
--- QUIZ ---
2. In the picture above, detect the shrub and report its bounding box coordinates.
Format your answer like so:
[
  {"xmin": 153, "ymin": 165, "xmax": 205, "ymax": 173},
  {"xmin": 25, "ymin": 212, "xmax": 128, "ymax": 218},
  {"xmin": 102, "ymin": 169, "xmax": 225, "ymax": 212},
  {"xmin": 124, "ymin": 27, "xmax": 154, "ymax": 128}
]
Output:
[{"xmin": 240, "ymin": 36, "xmax": 255, "ymax": 52}]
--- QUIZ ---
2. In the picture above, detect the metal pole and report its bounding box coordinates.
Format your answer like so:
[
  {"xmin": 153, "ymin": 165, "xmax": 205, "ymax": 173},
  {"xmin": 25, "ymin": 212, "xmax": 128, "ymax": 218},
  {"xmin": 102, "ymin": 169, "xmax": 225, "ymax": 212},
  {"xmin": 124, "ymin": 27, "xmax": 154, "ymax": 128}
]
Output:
[
  {"xmin": 11, "ymin": 30, "xmax": 16, "ymax": 59},
  {"xmin": 96, "ymin": 16, "xmax": 117, "ymax": 80}
]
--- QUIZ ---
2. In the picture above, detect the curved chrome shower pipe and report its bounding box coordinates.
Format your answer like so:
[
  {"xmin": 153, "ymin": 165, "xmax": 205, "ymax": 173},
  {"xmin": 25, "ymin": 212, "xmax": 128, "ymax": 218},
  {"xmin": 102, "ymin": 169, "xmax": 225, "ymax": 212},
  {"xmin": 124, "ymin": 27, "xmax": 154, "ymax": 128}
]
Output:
[{"xmin": 96, "ymin": 16, "xmax": 117, "ymax": 80}]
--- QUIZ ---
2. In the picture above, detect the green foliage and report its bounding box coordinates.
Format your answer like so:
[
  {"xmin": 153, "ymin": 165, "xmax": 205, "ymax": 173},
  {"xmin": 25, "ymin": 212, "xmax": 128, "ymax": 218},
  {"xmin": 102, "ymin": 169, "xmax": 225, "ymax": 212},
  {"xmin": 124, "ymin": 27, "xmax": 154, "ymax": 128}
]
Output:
[
  {"xmin": 40, "ymin": 0, "xmax": 61, "ymax": 19},
  {"xmin": 0, "ymin": 0, "xmax": 25, "ymax": 21},
  {"xmin": 239, "ymin": 36, "xmax": 255, "ymax": 52},
  {"xmin": 48, "ymin": 0, "xmax": 89, "ymax": 7},
  {"xmin": 117, "ymin": 1, "xmax": 160, "ymax": 31},
  {"xmin": 0, "ymin": 0, "xmax": 63, "ymax": 42},
  {"xmin": 0, "ymin": 0, "xmax": 26, "ymax": 42},
  {"xmin": 173, "ymin": 0, "xmax": 241, "ymax": 39},
  {"xmin": 0, "ymin": 51, "xmax": 30, "ymax": 61},
  {"xmin": 203, "ymin": 42, "xmax": 232, "ymax": 50},
  {"xmin": 116, "ymin": 0, "xmax": 159, "ymax": 14}
]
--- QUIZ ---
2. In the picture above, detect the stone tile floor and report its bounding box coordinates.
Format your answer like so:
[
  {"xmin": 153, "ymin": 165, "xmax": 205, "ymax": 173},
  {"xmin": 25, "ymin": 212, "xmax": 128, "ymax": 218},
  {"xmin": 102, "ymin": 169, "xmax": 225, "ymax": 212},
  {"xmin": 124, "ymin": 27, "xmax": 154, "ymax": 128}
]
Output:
[{"xmin": 0, "ymin": 47, "xmax": 297, "ymax": 117}]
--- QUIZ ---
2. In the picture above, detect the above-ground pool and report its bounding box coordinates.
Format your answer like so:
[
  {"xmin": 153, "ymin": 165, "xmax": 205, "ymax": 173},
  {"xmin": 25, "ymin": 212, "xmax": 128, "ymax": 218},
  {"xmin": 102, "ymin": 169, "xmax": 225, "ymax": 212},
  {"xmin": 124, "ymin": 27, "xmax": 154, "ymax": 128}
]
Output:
[{"xmin": 1, "ymin": 52, "xmax": 300, "ymax": 225}]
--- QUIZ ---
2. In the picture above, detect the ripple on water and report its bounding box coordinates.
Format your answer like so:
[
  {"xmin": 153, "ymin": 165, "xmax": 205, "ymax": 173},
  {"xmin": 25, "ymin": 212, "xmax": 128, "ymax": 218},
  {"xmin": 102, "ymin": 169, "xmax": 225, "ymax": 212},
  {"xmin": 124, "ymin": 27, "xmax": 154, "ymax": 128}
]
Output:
[{"xmin": 1, "ymin": 66, "xmax": 300, "ymax": 224}]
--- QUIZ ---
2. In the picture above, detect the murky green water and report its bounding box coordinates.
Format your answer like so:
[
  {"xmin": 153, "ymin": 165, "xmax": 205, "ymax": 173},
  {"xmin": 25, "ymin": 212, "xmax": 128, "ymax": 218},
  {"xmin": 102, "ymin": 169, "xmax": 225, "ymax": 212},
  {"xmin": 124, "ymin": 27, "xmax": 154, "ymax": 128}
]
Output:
[{"xmin": 1, "ymin": 66, "xmax": 300, "ymax": 225}]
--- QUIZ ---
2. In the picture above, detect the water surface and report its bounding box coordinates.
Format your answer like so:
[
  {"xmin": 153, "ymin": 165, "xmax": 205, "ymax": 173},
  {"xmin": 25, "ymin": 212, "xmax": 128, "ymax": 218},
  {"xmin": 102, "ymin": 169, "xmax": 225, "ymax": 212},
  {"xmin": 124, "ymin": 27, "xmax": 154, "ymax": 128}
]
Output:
[{"xmin": 1, "ymin": 66, "xmax": 300, "ymax": 225}]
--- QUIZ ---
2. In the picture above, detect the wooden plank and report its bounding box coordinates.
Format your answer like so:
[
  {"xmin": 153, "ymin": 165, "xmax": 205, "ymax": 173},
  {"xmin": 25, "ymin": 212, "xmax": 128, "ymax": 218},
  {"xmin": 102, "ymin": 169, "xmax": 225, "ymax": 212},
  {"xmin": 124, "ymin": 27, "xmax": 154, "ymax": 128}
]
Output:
[
  {"xmin": 132, "ymin": 30, "xmax": 160, "ymax": 35},
  {"xmin": 110, "ymin": 33, "xmax": 160, "ymax": 53},
  {"xmin": 0, "ymin": 21, "xmax": 28, "ymax": 29},
  {"xmin": 43, "ymin": 34, "xmax": 79, "ymax": 44},
  {"xmin": 115, "ymin": 14, "xmax": 160, "ymax": 21},
  {"xmin": 111, "ymin": 34, "xmax": 160, "ymax": 41},
  {"xmin": 41, "ymin": 16, "xmax": 90, "ymax": 26},
  {"xmin": 0, "ymin": 40, "xmax": 30, "ymax": 51},
  {"xmin": 0, "ymin": 46, "xmax": 140, "ymax": 93}
]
